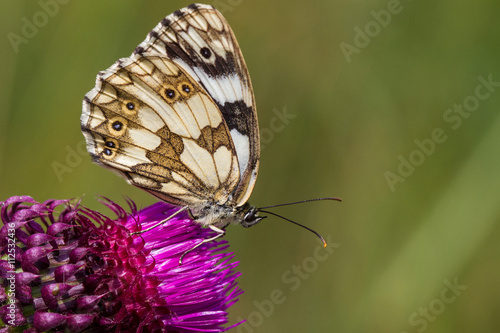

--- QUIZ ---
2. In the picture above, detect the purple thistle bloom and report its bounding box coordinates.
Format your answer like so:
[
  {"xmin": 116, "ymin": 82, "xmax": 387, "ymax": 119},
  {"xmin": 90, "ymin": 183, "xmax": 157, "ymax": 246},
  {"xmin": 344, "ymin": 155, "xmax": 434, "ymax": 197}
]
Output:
[{"xmin": 0, "ymin": 196, "xmax": 243, "ymax": 332}]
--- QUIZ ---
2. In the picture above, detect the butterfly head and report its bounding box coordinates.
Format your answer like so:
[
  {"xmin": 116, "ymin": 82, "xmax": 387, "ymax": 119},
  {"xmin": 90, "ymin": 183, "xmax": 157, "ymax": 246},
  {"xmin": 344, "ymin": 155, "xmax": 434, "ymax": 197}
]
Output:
[{"xmin": 240, "ymin": 205, "xmax": 266, "ymax": 228}]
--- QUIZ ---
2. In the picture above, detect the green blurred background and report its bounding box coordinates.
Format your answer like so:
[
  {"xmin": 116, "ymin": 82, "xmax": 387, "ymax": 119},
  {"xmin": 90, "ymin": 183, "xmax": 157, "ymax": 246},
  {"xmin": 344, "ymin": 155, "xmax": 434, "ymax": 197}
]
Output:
[{"xmin": 1, "ymin": 0, "xmax": 500, "ymax": 332}]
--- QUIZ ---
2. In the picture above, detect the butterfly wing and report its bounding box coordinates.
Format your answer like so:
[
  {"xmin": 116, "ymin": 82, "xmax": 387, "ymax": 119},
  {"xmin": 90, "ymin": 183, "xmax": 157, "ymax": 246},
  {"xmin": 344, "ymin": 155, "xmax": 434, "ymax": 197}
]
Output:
[
  {"xmin": 133, "ymin": 4, "xmax": 259, "ymax": 206},
  {"xmin": 82, "ymin": 55, "xmax": 240, "ymax": 206},
  {"xmin": 82, "ymin": 4, "xmax": 259, "ymax": 208}
]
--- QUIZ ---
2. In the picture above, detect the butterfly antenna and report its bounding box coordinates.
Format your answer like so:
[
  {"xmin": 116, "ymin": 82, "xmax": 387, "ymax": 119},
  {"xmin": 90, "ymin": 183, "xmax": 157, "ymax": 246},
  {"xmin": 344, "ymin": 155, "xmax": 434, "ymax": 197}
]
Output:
[
  {"xmin": 259, "ymin": 197, "xmax": 342, "ymax": 210},
  {"xmin": 258, "ymin": 209, "xmax": 327, "ymax": 247}
]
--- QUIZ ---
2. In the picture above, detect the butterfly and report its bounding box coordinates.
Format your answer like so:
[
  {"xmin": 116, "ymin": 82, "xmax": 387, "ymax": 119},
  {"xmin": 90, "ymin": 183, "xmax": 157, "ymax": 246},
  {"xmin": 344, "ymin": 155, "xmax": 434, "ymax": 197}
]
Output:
[
  {"xmin": 82, "ymin": 4, "xmax": 263, "ymax": 238},
  {"xmin": 81, "ymin": 4, "xmax": 336, "ymax": 254}
]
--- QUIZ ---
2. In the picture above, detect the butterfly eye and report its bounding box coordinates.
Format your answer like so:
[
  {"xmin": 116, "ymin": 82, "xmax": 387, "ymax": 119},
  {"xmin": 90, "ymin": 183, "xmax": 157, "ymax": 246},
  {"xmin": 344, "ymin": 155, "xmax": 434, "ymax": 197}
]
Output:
[{"xmin": 200, "ymin": 47, "xmax": 212, "ymax": 59}]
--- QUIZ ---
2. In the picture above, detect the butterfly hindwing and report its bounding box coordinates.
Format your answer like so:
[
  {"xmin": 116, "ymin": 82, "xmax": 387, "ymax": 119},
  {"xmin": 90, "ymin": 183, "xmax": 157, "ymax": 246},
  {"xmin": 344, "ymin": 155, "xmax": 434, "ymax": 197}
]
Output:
[
  {"xmin": 82, "ymin": 4, "xmax": 259, "ymax": 213},
  {"xmin": 82, "ymin": 54, "xmax": 240, "ymax": 206}
]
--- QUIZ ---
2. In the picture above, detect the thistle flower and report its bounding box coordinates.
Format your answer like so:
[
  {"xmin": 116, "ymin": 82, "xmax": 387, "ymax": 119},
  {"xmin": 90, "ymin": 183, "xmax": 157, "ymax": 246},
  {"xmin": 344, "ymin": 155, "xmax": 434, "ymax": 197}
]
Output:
[{"xmin": 0, "ymin": 196, "xmax": 242, "ymax": 332}]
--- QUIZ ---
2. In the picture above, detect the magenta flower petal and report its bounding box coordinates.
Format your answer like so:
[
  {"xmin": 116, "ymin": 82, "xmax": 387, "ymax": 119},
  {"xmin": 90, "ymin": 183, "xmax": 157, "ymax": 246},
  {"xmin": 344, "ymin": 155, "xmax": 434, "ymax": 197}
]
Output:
[{"xmin": 0, "ymin": 196, "xmax": 242, "ymax": 332}]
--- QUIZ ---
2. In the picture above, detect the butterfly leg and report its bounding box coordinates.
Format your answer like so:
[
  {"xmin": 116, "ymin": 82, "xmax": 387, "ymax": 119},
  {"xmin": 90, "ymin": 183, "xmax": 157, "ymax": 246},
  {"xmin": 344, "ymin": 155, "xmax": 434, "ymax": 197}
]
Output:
[
  {"xmin": 179, "ymin": 225, "xmax": 226, "ymax": 265},
  {"xmin": 132, "ymin": 206, "xmax": 189, "ymax": 235}
]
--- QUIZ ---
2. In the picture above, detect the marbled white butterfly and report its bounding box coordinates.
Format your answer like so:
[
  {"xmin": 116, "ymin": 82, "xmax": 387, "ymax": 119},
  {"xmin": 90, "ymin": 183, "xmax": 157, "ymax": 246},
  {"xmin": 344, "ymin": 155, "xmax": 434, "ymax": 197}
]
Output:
[{"xmin": 81, "ymin": 4, "xmax": 335, "ymax": 254}]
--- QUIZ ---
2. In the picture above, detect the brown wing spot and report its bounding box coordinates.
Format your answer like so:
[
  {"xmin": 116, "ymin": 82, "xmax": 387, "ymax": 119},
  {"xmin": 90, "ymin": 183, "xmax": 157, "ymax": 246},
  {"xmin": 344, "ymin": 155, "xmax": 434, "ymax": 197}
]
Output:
[
  {"xmin": 103, "ymin": 148, "xmax": 113, "ymax": 157},
  {"xmin": 165, "ymin": 88, "xmax": 176, "ymax": 99},
  {"xmin": 104, "ymin": 140, "xmax": 117, "ymax": 149},
  {"xmin": 126, "ymin": 172, "xmax": 162, "ymax": 190},
  {"xmin": 145, "ymin": 141, "xmax": 204, "ymax": 193},
  {"xmin": 142, "ymin": 126, "xmax": 207, "ymax": 193},
  {"xmin": 170, "ymin": 132, "xmax": 184, "ymax": 155},
  {"xmin": 213, "ymin": 123, "xmax": 232, "ymax": 150},
  {"xmin": 195, "ymin": 123, "xmax": 232, "ymax": 154},
  {"xmin": 147, "ymin": 127, "xmax": 190, "ymax": 174},
  {"xmin": 200, "ymin": 47, "xmax": 212, "ymax": 59},
  {"xmin": 123, "ymin": 101, "xmax": 138, "ymax": 115},
  {"xmin": 154, "ymin": 126, "xmax": 184, "ymax": 157},
  {"xmin": 155, "ymin": 126, "xmax": 170, "ymax": 139},
  {"xmin": 92, "ymin": 81, "xmax": 142, "ymax": 123},
  {"xmin": 196, "ymin": 126, "xmax": 214, "ymax": 153},
  {"xmin": 161, "ymin": 85, "xmax": 179, "ymax": 103},
  {"xmin": 178, "ymin": 82, "xmax": 193, "ymax": 97},
  {"xmin": 131, "ymin": 163, "xmax": 173, "ymax": 183},
  {"xmin": 101, "ymin": 138, "xmax": 119, "ymax": 159},
  {"xmin": 107, "ymin": 117, "xmax": 127, "ymax": 136},
  {"xmin": 150, "ymin": 139, "xmax": 177, "ymax": 161}
]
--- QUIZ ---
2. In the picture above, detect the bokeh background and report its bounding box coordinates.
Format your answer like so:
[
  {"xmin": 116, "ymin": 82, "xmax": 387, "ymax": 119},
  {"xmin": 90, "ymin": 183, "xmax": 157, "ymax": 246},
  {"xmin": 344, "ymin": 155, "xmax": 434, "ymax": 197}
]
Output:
[{"xmin": 1, "ymin": 0, "xmax": 500, "ymax": 332}]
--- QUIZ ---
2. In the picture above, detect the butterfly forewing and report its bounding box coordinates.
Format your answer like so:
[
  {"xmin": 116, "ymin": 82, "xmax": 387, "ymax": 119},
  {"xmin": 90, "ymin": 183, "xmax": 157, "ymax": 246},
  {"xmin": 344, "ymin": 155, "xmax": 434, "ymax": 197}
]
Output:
[{"xmin": 81, "ymin": 4, "xmax": 259, "ymax": 219}]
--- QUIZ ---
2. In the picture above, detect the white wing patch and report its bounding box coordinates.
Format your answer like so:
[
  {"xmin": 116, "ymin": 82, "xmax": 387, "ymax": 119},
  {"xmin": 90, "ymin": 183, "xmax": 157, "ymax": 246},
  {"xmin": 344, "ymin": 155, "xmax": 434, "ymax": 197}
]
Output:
[
  {"xmin": 192, "ymin": 70, "xmax": 248, "ymax": 106},
  {"xmin": 127, "ymin": 128, "xmax": 162, "ymax": 150},
  {"xmin": 104, "ymin": 144, "xmax": 150, "ymax": 170},
  {"xmin": 161, "ymin": 181, "xmax": 192, "ymax": 196},
  {"xmin": 180, "ymin": 139, "xmax": 219, "ymax": 187},
  {"xmin": 213, "ymin": 146, "xmax": 232, "ymax": 184},
  {"xmin": 230, "ymin": 128, "xmax": 250, "ymax": 176},
  {"xmin": 132, "ymin": 106, "xmax": 165, "ymax": 132},
  {"xmin": 82, "ymin": 104, "xmax": 104, "ymax": 132}
]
